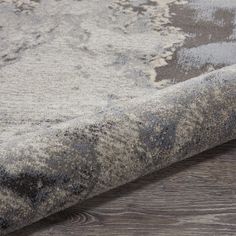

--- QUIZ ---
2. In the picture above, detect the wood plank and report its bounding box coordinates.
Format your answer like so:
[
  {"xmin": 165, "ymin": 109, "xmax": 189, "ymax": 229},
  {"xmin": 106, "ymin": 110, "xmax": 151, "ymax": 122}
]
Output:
[{"xmin": 12, "ymin": 140, "xmax": 236, "ymax": 236}]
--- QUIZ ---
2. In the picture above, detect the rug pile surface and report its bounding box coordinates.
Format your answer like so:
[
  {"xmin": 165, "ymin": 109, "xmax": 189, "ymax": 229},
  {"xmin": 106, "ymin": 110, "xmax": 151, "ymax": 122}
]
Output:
[{"xmin": 0, "ymin": 0, "xmax": 235, "ymax": 234}]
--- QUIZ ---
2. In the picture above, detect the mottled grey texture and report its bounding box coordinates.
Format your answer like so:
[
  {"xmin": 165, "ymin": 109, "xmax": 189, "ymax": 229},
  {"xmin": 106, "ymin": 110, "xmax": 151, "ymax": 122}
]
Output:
[
  {"xmin": 0, "ymin": 0, "xmax": 187, "ymax": 145},
  {"xmin": 176, "ymin": 0, "xmax": 236, "ymax": 72},
  {"xmin": 0, "ymin": 0, "xmax": 236, "ymax": 235},
  {"xmin": 0, "ymin": 66, "xmax": 235, "ymax": 235}
]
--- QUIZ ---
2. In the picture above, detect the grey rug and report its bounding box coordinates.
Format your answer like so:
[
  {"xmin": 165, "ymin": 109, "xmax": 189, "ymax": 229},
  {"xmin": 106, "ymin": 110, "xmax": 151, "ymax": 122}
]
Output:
[{"xmin": 0, "ymin": 0, "xmax": 235, "ymax": 234}]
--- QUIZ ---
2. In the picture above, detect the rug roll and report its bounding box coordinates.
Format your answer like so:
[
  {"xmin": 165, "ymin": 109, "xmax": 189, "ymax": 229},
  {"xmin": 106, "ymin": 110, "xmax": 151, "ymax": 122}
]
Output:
[{"xmin": 0, "ymin": 65, "xmax": 235, "ymax": 235}]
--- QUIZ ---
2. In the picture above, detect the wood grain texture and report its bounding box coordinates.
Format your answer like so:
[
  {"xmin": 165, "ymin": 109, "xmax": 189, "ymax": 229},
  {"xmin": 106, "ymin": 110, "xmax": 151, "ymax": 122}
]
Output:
[{"xmin": 11, "ymin": 140, "xmax": 236, "ymax": 236}]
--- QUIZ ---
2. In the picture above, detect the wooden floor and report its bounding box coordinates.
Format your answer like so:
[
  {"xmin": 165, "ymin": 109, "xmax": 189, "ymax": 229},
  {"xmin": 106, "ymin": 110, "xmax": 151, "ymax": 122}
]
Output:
[{"xmin": 12, "ymin": 140, "xmax": 236, "ymax": 236}]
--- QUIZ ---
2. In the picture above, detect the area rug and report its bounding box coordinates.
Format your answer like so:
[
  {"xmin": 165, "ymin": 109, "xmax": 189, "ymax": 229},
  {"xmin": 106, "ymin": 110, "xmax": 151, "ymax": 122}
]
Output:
[{"xmin": 0, "ymin": 0, "xmax": 235, "ymax": 234}]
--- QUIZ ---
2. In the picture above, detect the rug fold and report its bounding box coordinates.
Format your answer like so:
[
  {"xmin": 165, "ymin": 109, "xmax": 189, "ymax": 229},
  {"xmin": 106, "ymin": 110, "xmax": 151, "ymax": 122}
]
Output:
[{"xmin": 0, "ymin": 66, "xmax": 235, "ymax": 235}]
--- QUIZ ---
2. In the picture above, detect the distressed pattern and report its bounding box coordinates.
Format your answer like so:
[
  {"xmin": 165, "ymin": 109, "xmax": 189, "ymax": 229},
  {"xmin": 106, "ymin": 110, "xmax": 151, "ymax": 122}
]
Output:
[
  {"xmin": 0, "ymin": 67, "xmax": 235, "ymax": 235},
  {"xmin": 0, "ymin": 0, "xmax": 187, "ymax": 144},
  {"xmin": 0, "ymin": 0, "xmax": 236, "ymax": 234}
]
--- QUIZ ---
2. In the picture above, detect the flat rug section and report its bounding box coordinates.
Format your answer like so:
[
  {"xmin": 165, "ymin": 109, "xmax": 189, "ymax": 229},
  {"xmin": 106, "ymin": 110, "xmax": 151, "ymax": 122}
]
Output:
[
  {"xmin": 0, "ymin": 0, "xmax": 235, "ymax": 235},
  {"xmin": 0, "ymin": 0, "xmax": 187, "ymax": 144},
  {"xmin": 1, "ymin": 0, "xmax": 236, "ymax": 144}
]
